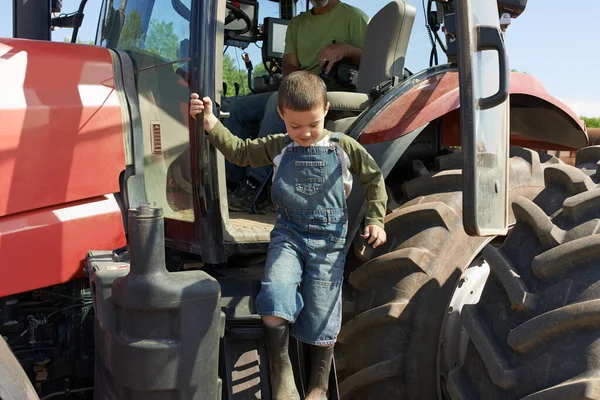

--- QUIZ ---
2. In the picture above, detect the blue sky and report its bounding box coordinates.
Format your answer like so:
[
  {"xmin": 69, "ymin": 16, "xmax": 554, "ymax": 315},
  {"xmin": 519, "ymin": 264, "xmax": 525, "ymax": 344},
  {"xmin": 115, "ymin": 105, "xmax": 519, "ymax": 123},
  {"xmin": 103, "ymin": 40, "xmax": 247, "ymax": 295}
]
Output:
[{"xmin": 2, "ymin": 0, "xmax": 598, "ymax": 117}]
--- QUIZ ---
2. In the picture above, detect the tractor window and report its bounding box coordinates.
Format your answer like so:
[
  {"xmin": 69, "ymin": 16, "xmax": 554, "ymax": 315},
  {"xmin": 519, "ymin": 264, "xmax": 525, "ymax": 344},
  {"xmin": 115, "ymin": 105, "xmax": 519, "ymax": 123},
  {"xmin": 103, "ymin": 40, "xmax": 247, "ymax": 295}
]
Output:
[
  {"xmin": 97, "ymin": 0, "xmax": 195, "ymax": 223},
  {"xmin": 97, "ymin": 0, "xmax": 191, "ymax": 66}
]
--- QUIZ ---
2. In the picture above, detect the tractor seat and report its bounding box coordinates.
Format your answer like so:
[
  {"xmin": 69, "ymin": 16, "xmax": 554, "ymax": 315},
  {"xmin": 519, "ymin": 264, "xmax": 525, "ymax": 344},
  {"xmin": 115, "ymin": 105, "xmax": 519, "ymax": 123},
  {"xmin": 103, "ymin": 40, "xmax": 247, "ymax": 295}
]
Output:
[{"xmin": 326, "ymin": 0, "xmax": 416, "ymax": 132}]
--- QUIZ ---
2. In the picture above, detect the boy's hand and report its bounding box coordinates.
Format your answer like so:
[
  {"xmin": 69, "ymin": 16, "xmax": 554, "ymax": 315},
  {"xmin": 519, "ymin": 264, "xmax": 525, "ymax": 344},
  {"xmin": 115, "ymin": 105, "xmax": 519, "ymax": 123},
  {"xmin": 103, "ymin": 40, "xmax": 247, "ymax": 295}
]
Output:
[
  {"xmin": 363, "ymin": 225, "xmax": 387, "ymax": 249},
  {"xmin": 189, "ymin": 93, "xmax": 218, "ymax": 133}
]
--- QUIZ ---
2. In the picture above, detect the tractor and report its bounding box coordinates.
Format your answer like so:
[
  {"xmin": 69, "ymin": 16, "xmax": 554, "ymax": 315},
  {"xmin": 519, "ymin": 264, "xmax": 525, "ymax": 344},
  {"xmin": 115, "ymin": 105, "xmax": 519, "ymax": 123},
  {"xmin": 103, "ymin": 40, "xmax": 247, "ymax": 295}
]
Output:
[{"xmin": 1, "ymin": 0, "xmax": 599, "ymax": 398}]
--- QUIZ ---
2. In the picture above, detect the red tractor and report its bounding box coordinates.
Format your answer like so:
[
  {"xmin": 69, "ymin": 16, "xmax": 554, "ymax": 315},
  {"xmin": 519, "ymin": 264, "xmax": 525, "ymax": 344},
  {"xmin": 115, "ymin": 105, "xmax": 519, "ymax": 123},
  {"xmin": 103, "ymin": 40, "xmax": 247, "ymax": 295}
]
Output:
[{"xmin": 1, "ymin": 0, "xmax": 598, "ymax": 399}]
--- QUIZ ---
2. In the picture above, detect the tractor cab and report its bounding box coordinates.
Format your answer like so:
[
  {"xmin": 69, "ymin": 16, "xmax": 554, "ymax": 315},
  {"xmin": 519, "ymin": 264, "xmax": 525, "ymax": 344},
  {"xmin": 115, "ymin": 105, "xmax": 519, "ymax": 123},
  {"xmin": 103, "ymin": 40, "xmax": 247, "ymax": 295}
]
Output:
[
  {"xmin": 218, "ymin": 0, "xmax": 418, "ymax": 130},
  {"xmin": 89, "ymin": 0, "xmax": 544, "ymax": 264},
  {"xmin": 91, "ymin": 0, "xmax": 421, "ymax": 263}
]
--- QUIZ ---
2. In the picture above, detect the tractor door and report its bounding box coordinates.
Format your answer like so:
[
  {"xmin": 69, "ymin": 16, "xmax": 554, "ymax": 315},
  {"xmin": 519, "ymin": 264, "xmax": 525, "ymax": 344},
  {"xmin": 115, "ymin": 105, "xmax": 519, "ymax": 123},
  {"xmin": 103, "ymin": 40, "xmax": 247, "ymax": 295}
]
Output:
[
  {"xmin": 455, "ymin": 0, "xmax": 510, "ymax": 236},
  {"xmin": 96, "ymin": 0, "xmax": 230, "ymax": 262}
]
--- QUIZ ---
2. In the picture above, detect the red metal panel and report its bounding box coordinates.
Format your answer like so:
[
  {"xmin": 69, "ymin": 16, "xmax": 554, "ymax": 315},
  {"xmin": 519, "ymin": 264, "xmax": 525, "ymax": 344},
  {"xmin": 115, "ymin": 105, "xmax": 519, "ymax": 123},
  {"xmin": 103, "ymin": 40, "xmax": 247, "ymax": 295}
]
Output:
[
  {"xmin": 0, "ymin": 195, "xmax": 126, "ymax": 297},
  {"xmin": 0, "ymin": 38, "xmax": 125, "ymax": 217},
  {"xmin": 509, "ymin": 72, "xmax": 586, "ymax": 131},
  {"xmin": 360, "ymin": 72, "xmax": 460, "ymax": 144},
  {"xmin": 360, "ymin": 71, "xmax": 586, "ymax": 146}
]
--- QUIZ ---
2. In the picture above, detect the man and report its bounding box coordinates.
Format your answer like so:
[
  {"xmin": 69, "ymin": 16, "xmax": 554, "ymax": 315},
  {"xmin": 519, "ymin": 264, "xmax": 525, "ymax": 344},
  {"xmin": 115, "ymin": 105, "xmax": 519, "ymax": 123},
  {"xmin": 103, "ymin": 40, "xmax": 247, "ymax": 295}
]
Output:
[{"xmin": 224, "ymin": 0, "xmax": 369, "ymax": 213}]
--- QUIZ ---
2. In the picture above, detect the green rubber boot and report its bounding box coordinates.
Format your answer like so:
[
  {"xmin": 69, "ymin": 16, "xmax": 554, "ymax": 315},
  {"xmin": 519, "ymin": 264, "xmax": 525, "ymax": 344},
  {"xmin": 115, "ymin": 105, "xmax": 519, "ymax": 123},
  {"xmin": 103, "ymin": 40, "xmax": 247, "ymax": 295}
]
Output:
[
  {"xmin": 305, "ymin": 344, "xmax": 334, "ymax": 400},
  {"xmin": 264, "ymin": 324, "xmax": 300, "ymax": 400}
]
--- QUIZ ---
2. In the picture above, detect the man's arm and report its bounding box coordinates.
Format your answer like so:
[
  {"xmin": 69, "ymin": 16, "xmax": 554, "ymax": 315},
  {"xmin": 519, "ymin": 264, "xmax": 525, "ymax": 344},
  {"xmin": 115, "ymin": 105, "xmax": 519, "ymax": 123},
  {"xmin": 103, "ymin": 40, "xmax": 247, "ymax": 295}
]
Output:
[
  {"xmin": 282, "ymin": 17, "xmax": 300, "ymax": 76},
  {"xmin": 317, "ymin": 43, "xmax": 361, "ymax": 73},
  {"xmin": 282, "ymin": 53, "xmax": 301, "ymax": 76},
  {"xmin": 345, "ymin": 45, "xmax": 362, "ymax": 66}
]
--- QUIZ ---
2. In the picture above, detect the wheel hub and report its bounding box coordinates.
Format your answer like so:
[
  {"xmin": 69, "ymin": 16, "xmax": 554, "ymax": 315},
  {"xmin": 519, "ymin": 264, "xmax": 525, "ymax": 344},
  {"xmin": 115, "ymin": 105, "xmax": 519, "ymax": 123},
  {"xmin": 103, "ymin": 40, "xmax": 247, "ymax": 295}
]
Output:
[{"xmin": 436, "ymin": 257, "xmax": 490, "ymax": 399}]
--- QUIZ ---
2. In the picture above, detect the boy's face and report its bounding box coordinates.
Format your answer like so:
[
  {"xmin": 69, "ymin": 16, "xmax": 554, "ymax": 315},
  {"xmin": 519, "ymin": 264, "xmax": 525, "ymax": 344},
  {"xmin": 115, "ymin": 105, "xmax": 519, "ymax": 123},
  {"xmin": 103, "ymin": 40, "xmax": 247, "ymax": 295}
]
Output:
[{"xmin": 278, "ymin": 102, "xmax": 329, "ymax": 147}]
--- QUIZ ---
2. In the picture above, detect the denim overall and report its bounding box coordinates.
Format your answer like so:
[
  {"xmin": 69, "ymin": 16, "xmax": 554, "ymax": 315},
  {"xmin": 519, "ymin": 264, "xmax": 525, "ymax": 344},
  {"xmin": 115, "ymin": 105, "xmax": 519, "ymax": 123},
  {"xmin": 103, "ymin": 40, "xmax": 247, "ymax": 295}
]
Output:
[{"xmin": 256, "ymin": 132, "xmax": 347, "ymax": 346}]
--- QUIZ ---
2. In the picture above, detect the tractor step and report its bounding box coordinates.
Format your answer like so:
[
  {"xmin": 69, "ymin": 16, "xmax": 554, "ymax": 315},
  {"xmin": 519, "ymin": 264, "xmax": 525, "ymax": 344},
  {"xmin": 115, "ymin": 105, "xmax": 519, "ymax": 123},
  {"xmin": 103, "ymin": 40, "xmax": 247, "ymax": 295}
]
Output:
[
  {"xmin": 223, "ymin": 319, "xmax": 272, "ymax": 399},
  {"xmin": 219, "ymin": 278, "xmax": 339, "ymax": 399},
  {"xmin": 222, "ymin": 318, "xmax": 340, "ymax": 400}
]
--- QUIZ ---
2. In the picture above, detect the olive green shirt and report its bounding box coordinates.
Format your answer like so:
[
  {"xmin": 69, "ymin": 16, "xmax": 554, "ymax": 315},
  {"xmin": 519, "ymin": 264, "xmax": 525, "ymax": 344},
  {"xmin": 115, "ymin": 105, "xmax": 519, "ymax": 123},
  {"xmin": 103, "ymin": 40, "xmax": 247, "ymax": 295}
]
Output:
[
  {"xmin": 207, "ymin": 121, "xmax": 387, "ymax": 228},
  {"xmin": 284, "ymin": 2, "xmax": 369, "ymax": 90}
]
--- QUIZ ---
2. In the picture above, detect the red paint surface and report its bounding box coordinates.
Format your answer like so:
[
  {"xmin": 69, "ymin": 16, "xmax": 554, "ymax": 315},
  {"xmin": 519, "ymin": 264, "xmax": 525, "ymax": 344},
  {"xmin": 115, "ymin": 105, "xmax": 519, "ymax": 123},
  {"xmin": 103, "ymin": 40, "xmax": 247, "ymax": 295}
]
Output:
[
  {"xmin": 0, "ymin": 38, "xmax": 125, "ymax": 217},
  {"xmin": 0, "ymin": 38, "xmax": 128, "ymax": 296},
  {"xmin": 0, "ymin": 196, "xmax": 126, "ymax": 297},
  {"xmin": 360, "ymin": 71, "xmax": 586, "ymax": 146}
]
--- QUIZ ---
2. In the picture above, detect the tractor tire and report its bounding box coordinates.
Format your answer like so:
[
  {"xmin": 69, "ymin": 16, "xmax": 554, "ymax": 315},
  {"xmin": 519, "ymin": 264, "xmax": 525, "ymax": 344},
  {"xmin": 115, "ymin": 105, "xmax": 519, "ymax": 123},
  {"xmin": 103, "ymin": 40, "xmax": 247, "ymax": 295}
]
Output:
[
  {"xmin": 0, "ymin": 335, "xmax": 39, "ymax": 400},
  {"xmin": 445, "ymin": 148, "xmax": 600, "ymax": 399},
  {"xmin": 336, "ymin": 147, "xmax": 561, "ymax": 400}
]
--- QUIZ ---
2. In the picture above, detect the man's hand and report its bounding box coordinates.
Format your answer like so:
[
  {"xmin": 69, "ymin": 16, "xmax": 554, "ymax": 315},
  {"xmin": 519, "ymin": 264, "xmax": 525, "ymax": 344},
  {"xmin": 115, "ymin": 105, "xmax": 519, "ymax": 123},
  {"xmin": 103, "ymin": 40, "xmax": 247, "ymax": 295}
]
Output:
[
  {"xmin": 318, "ymin": 43, "xmax": 360, "ymax": 74},
  {"xmin": 190, "ymin": 93, "xmax": 218, "ymax": 133},
  {"xmin": 363, "ymin": 225, "xmax": 387, "ymax": 249}
]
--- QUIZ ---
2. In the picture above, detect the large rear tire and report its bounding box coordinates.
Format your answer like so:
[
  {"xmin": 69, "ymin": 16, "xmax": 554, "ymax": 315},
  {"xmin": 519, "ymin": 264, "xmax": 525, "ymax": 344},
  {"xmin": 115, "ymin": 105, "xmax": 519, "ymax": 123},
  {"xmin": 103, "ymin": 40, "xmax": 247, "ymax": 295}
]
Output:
[
  {"xmin": 336, "ymin": 147, "xmax": 559, "ymax": 399},
  {"xmin": 446, "ymin": 149, "xmax": 600, "ymax": 399}
]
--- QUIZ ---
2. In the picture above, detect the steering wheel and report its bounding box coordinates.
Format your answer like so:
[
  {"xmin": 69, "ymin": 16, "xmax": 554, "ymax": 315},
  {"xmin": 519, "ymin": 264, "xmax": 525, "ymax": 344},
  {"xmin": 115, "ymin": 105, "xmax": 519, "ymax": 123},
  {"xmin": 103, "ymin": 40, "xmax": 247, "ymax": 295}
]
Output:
[{"xmin": 225, "ymin": 2, "xmax": 252, "ymax": 35}]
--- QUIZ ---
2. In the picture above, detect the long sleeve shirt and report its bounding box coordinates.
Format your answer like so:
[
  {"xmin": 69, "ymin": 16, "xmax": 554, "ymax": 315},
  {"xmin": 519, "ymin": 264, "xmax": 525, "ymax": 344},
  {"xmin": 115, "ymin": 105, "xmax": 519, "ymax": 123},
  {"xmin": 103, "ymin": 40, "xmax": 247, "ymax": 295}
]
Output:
[{"xmin": 207, "ymin": 121, "xmax": 387, "ymax": 228}]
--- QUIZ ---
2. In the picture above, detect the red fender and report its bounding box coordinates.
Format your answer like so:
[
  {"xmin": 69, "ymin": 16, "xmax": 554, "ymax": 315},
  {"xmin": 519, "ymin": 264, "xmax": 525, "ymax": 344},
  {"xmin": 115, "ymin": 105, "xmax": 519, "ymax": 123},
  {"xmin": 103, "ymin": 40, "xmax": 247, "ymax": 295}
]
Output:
[{"xmin": 360, "ymin": 71, "xmax": 587, "ymax": 151}]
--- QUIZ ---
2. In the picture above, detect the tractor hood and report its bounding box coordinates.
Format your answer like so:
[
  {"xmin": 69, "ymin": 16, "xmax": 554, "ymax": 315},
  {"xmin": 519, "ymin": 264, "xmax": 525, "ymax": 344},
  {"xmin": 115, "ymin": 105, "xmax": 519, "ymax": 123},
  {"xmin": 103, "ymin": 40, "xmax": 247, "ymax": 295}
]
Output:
[
  {"xmin": 0, "ymin": 38, "xmax": 127, "ymax": 296},
  {"xmin": 0, "ymin": 38, "xmax": 126, "ymax": 217}
]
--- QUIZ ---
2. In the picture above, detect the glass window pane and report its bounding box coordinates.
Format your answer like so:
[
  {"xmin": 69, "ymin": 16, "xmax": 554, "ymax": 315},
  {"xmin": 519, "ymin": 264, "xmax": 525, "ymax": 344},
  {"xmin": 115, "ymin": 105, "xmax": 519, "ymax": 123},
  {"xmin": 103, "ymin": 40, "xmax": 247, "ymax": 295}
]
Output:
[{"xmin": 98, "ymin": 0, "xmax": 195, "ymax": 222}]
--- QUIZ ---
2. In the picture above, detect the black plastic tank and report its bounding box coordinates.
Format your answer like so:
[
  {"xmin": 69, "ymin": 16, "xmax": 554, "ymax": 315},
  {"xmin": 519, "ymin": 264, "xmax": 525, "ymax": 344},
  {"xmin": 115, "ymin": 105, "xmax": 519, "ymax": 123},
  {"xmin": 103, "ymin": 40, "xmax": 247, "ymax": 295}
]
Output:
[{"xmin": 90, "ymin": 205, "xmax": 224, "ymax": 399}]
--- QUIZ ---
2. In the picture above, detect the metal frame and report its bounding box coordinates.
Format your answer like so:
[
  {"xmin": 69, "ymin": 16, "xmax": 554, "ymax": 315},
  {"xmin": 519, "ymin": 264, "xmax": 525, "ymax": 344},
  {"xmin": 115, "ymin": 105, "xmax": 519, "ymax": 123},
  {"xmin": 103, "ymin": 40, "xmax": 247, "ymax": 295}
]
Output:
[
  {"xmin": 455, "ymin": 0, "xmax": 510, "ymax": 236},
  {"xmin": 190, "ymin": 0, "xmax": 227, "ymax": 264}
]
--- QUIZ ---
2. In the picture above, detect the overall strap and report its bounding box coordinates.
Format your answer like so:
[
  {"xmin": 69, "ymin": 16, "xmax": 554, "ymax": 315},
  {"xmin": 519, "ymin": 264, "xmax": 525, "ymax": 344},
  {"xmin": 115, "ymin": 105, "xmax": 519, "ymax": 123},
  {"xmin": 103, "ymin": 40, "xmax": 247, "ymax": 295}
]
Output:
[{"xmin": 329, "ymin": 132, "xmax": 343, "ymax": 142}]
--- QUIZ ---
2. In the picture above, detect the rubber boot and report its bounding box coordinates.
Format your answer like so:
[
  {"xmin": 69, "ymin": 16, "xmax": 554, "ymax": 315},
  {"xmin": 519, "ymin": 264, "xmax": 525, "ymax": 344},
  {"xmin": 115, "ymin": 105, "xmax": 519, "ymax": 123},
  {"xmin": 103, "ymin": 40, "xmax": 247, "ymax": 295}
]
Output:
[
  {"xmin": 305, "ymin": 345, "xmax": 334, "ymax": 400},
  {"xmin": 264, "ymin": 324, "xmax": 300, "ymax": 400}
]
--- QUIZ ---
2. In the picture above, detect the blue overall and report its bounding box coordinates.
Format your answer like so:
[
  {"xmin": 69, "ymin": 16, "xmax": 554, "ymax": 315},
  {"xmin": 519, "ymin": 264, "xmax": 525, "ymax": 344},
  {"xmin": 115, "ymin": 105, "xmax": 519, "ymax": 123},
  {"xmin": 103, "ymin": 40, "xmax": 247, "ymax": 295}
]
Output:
[{"xmin": 256, "ymin": 133, "xmax": 348, "ymax": 346}]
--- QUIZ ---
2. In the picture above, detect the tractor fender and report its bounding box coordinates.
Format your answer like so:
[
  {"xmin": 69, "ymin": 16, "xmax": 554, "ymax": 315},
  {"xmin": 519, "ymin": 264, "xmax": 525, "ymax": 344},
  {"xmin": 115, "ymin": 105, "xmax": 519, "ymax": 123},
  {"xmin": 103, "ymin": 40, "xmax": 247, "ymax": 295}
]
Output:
[
  {"xmin": 588, "ymin": 128, "xmax": 600, "ymax": 145},
  {"xmin": 0, "ymin": 335, "xmax": 39, "ymax": 400},
  {"xmin": 356, "ymin": 66, "xmax": 587, "ymax": 150},
  {"xmin": 0, "ymin": 38, "xmax": 126, "ymax": 217}
]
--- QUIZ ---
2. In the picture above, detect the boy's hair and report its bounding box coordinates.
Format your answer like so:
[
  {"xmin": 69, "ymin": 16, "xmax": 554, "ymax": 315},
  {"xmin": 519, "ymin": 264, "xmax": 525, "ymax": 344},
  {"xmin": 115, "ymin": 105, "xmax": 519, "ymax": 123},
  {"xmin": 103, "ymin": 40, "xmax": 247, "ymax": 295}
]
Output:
[{"xmin": 278, "ymin": 71, "xmax": 327, "ymax": 112}]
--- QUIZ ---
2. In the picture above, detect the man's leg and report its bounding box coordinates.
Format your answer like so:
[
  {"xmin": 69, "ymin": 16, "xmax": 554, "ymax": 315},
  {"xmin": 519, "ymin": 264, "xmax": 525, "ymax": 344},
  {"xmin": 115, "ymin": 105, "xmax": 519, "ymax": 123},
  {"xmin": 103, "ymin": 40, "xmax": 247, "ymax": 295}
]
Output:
[
  {"xmin": 248, "ymin": 92, "xmax": 286, "ymax": 185},
  {"xmin": 222, "ymin": 92, "xmax": 272, "ymax": 185},
  {"xmin": 229, "ymin": 92, "xmax": 286, "ymax": 212}
]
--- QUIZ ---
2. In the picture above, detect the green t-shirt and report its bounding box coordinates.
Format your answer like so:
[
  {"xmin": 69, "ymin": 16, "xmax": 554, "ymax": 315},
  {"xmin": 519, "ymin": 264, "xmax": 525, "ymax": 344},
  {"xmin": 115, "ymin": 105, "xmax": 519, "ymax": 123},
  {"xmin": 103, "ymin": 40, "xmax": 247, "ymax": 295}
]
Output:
[{"xmin": 284, "ymin": 2, "xmax": 369, "ymax": 80}]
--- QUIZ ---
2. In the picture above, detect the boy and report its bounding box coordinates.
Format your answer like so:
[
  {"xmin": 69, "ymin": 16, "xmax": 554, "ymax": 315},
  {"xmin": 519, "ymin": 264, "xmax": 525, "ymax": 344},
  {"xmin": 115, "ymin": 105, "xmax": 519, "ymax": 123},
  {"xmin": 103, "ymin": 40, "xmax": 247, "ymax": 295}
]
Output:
[{"xmin": 190, "ymin": 71, "xmax": 387, "ymax": 400}]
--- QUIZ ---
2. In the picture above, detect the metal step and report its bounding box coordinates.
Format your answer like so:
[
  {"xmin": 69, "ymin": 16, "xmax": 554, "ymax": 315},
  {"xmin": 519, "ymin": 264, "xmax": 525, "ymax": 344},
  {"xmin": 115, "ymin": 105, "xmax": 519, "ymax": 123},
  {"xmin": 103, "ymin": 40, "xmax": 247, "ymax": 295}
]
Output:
[{"xmin": 222, "ymin": 319, "xmax": 340, "ymax": 400}]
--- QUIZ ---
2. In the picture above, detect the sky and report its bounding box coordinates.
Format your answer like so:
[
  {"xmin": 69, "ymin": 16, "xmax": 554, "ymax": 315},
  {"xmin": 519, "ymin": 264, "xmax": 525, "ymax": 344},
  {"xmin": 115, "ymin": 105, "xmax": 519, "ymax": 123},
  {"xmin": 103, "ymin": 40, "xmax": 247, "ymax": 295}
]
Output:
[{"xmin": 2, "ymin": 0, "xmax": 598, "ymax": 117}]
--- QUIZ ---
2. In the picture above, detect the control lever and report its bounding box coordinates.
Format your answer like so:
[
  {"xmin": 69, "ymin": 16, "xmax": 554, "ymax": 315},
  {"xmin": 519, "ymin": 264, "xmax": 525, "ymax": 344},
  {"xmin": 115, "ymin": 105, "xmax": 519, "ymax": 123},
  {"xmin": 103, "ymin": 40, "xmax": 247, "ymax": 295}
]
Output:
[
  {"xmin": 234, "ymin": 82, "xmax": 240, "ymax": 97},
  {"xmin": 223, "ymin": 82, "xmax": 228, "ymax": 97},
  {"xmin": 241, "ymin": 52, "xmax": 256, "ymax": 93}
]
